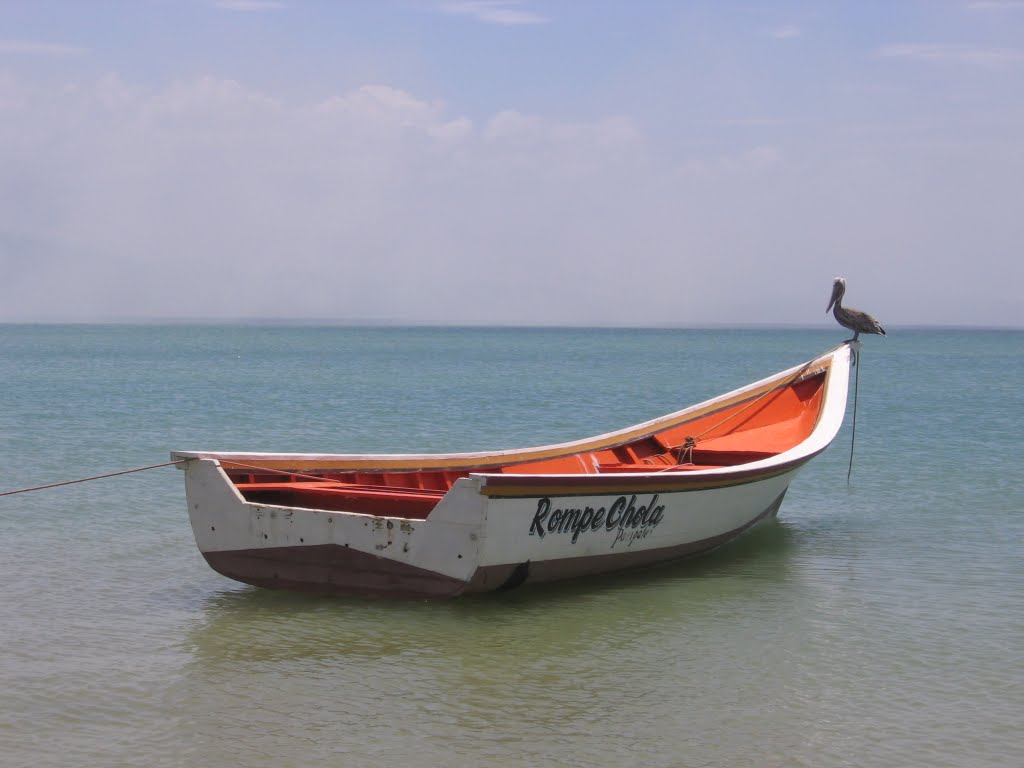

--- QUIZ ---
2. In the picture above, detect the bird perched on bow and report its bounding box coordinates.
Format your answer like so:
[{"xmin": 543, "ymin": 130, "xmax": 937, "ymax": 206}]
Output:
[{"xmin": 826, "ymin": 277, "xmax": 886, "ymax": 341}]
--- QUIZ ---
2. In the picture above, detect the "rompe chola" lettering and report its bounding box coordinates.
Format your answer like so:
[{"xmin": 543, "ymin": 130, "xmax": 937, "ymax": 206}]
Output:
[{"xmin": 528, "ymin": 494, "xmax": 665, "ymax": 544}]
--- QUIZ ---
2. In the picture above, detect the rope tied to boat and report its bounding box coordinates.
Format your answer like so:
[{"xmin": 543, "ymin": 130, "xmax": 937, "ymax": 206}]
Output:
[
  {"xmin": 676, "ymin": 436, "xmax": 696, "ymax": 465},
  {"xmin": 656, "ymin": 355, "xmax": 823, "ymax": 472},
  {"xmin": 0, "ymin": 459, "xmax": 193, "ymax": 498},
  {"xmin": 655, "ymin": 341, "xmax": 862, "ymax": 475},
  {"xmin": 848, "ymin": 343, "xmax": 861, "ymax": 484}
]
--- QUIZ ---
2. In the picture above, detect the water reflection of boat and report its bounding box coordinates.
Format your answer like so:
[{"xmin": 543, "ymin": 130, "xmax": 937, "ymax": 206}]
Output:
[
  {"xmin": 187, "ymin": 522, "xmax": 800, "ymax": 666},
  {"xmin": 173, "ymin": 343, "xmax": 854, "ymax": 598}
]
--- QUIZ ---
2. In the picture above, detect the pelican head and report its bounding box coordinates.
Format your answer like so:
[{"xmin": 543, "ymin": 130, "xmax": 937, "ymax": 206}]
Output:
[{"xmin": 826, "ymin": 276, "xmax": 846, "ymax": 314}]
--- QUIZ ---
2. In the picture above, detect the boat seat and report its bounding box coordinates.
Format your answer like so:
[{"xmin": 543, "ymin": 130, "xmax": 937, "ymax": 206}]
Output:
[
  {"xmin": 597, "ymin": 462, "xmax": 726, "ymax": 472},
  {"xmin": 233, "ymin": 481, "xmax": 444, "ymax": 518},
  {"xmin": 235, "ymin": 481, "xmax": 444, "ymax": 500},
  {"xmin": 695, "ymin": 420, "xmax": 808, "ymax": 456}
]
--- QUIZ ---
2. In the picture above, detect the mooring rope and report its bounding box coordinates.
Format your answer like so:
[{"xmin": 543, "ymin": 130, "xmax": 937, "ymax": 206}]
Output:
[
  {"xmin": 0, "ymin": 459, "xmax": 192, "ymax": 498},
  {"xmin": 0, "ymin": 346, "xmax": 864, "ymax": 493},
  {"xmin": 847, "ymin": 345, "xmax": 861, "ymax": 484}
]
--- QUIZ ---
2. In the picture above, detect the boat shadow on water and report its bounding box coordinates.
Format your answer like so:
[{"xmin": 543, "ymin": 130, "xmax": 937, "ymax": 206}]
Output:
[{"xmin": 185, "ymin": 520, "xmax": 801, "ymax": 666}]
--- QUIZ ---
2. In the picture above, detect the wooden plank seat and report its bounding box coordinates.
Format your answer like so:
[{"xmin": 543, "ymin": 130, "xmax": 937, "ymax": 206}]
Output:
[
  {"xmin": 597, "ymin": 462, "xmax": 727, "ymax": 472},
  {"xmin": 234, "ymin": 481, "xmax": 444, "ymax": 518},
  {"xmin": 696, "ymin": 425, "xmax": 799, "ymax": 454},
  {"xmin": 683, "ymin": 422, "xmax": 808, "ymax": 465}
]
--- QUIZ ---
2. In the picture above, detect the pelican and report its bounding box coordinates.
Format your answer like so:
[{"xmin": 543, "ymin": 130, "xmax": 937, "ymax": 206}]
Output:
[{"xmin": 826, "ymin": 277, "xmax": 886, "ymax": 341}]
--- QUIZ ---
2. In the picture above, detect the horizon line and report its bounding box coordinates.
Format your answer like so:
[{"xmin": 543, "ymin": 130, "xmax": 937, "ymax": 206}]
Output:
[{"xmin": 0, "ymin": 318, "xmax": 1020, "ymax": 331}]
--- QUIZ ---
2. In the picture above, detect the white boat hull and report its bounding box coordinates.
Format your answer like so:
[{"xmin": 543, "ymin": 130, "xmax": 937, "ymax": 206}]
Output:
[
  {"xmin": 184, "ymin": 458, "xmax": 802, "ymax": 597},
  {"xmin": 176, "ymin": 343, "xmax": 854, "ymax": 598}
]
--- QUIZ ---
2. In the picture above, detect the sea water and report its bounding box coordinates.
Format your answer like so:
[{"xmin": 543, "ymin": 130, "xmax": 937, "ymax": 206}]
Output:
[{"xmin": 0, "ymin": 325, "xmax": 1021, "ymax": 767}]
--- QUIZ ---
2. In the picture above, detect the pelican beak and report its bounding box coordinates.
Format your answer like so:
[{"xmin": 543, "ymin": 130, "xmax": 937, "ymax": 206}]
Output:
[{"xmin": 826, "ymin": 283, "xmax": 841, "ymax": 314}]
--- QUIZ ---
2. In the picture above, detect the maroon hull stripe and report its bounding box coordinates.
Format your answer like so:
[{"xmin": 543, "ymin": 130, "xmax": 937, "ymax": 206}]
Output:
[
  {"xmin": 204, "ymin": 545, "xmax": 467, "ymax": 599},
  {"xmin": 202, "ymin": 492, "xmax": 788, "ymax": 599}
]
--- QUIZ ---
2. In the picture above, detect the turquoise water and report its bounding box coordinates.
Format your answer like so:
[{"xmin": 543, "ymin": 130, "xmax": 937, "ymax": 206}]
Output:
[{"xmin": 1, "ymin": 325, "xmax": 1021, "ymax": 767}]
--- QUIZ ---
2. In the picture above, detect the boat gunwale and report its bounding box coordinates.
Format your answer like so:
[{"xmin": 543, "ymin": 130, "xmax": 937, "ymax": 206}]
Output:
[
  {"xmin": 481, "ymin": 342, "xmax": 853, "ymax": 489},
  {"xmin": 171, "ymin": 343, "xmax": 853, "ymax": 477}
]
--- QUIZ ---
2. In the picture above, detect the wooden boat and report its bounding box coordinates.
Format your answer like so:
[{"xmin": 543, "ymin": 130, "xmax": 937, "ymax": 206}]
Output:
[{"xmin": 173, "ymin": 342, "xmax": 857, "ymax": 598}]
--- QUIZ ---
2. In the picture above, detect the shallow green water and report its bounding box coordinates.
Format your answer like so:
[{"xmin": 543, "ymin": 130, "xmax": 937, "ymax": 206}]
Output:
[{"xmin": 1, "ymin": 326, "xmax": 1021, "ymax": 767}]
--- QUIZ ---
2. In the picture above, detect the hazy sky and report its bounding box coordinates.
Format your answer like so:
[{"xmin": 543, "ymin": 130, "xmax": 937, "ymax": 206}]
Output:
[{"xmin": 1, "ymin": 1, "xmax": 1022, "ymax": 326}]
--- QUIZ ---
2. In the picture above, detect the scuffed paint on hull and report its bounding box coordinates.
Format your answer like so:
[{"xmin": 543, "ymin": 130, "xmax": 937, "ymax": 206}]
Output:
[{"xmin": 201, "ymin": 492, "xmax": 786, "ymax": 599}]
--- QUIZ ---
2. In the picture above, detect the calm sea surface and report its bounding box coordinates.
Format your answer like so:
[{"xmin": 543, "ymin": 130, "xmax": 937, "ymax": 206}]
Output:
[{"xmin": 0, "ymin": 326, "xmax": 1021, "ymax": 767}]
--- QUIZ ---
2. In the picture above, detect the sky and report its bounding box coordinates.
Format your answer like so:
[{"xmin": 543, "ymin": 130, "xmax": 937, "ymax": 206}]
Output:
[{"xmin": 0, "ymin": 1, "xmax": 1022, "ymax": 327}]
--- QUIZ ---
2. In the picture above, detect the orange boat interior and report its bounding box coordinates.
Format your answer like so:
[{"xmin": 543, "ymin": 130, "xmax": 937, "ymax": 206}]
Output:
[{"xmin": 229, "ymin": 369, "xmax": 827, "ymax": 520}]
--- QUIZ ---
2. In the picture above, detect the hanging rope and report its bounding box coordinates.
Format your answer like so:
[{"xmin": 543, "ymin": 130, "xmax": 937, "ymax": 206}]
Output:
[
  {"xmin": 0, "ymin": 459, "xmax": 192, "ymax": 498},
  {"xmin": 847, "ymin": 344, "xmax": 861, "ymax": 484}
]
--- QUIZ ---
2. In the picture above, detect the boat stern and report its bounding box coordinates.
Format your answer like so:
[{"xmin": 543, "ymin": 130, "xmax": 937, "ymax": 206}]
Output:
[{"xmin": 175, "ymin": 456, "xmax": 487, "ymax": 598}]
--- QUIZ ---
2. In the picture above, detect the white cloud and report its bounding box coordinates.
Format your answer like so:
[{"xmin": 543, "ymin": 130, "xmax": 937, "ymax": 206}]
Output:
[
  {"xmin": 763, "ymin": 24, "xmax": 801, "ymax": 39},
  {"xmin": 430, "ymin": 116, "xmax": 474, "ymax": 143},
  {"xmin": 718, "ymin": 145, "xmax": 784, "ymax": 174},
  {"xmin": 876, "ymin": 43, "xmax": 1024, "ymax": 65},
  {"xmin": 0, "ymin": 74, "xmax": 1021, "ymax": 326},
  {"xmin": 0, "ymin": 76, "xmax": 652, "ymax": 323},
  {"xmin": 440, "ymin": 1, "xmax": 549, "ymax": 26},
  {"xmin": 0, "ymin": 39, "xmax": 88, "ymax": 56},
  {"xmin": 484, "ymin": 110, "xmax": 544, "ymax": 141},
  {"xmin": 316, "ymin": 84, "xmax": 442, "ymax": 125},
  {"xmin": 315, "ymin": 85, "xmax": 475, "ymax": 142},
  {"xmin": 719, "ymin": 117, "xmax": 787, "ymax": 127},
  {"xmin": 485, "ymin": 110, "xmax": 639, "ymax": 145},
  {"xmin": 214, "ymin": 0, "xmax": 286, "ymax": 11},
  {"xmin": 0, "ymin": 72, "xmax": 27, "ymax": 110},
  {"xmin": 144, "ymin": 76, "xmax": 281, "ymax": 116},
  {"xmin": 967, "ymin": 1, "xmax": 1024, "ymax": 9}
]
